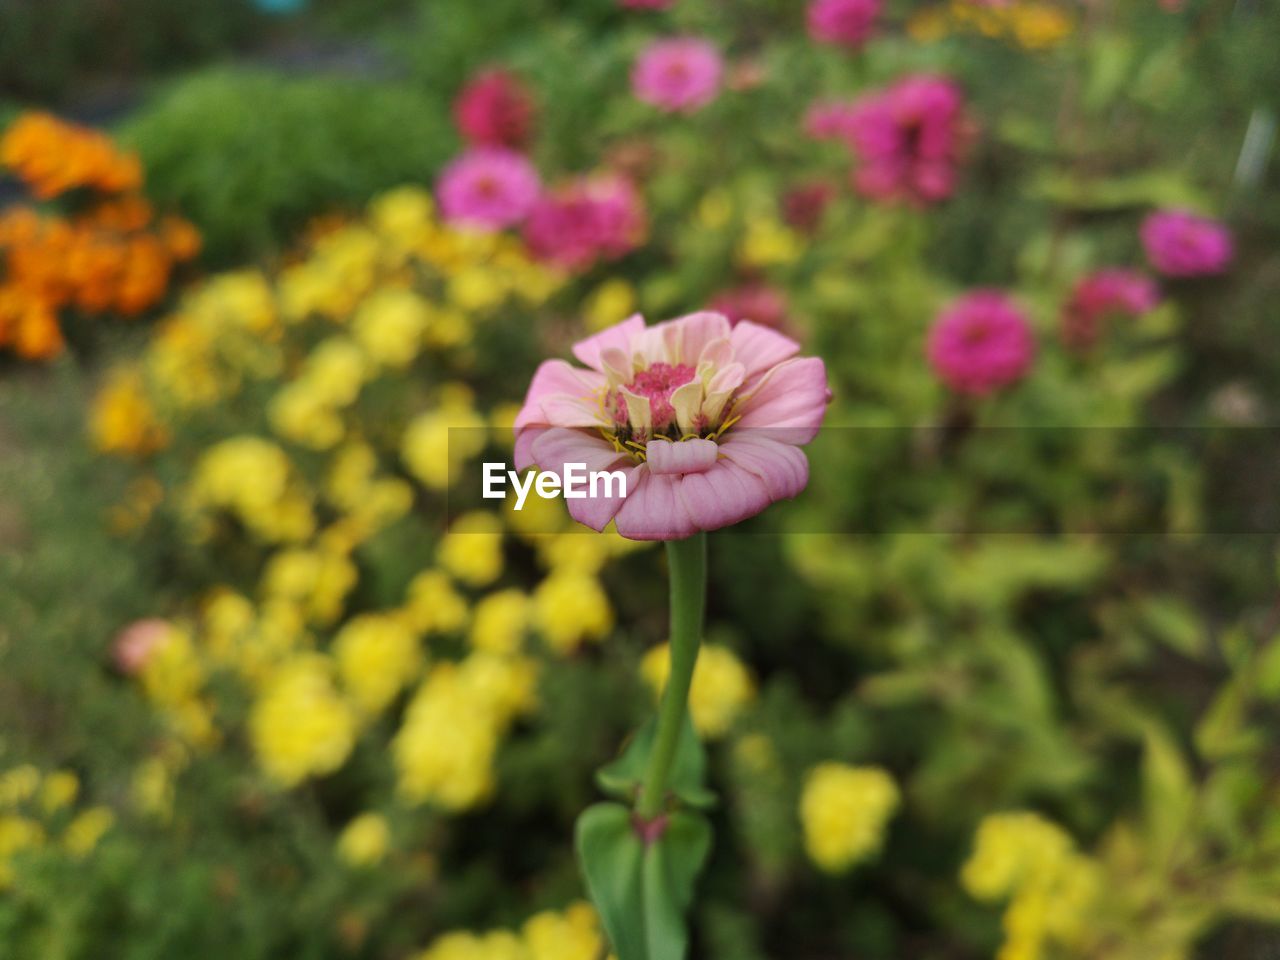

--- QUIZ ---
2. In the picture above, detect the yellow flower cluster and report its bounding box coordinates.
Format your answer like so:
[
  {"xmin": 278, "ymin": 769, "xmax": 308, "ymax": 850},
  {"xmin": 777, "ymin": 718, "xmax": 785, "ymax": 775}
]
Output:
[
  {"xmin": 0, "ymin": 764, "xmax": 114, "ymax": 889},
  {"xmin": 416, "ymin": 901, "xmax": 608, "ymax": 960},
  {"xmin": 908, "ymin": 0, "xmax": 1074, "ymax": 50},
  {"xmin": 641, "ymin": 642, "xmax": 755, "ymax": 738},
  {"xmin": 186, "ymin": 436, "xmax": 316, "ymax": 544},
  {"xmin": 961, "ymin": 812, "xmax": 1101, "ymax": 960},
  {"xmin": 800, "ymin": 762, "xmax": 900, "ymax": 873},
  {"xmin": 250, "ymin": 654, "xmax": 357, "ymax": 787}
]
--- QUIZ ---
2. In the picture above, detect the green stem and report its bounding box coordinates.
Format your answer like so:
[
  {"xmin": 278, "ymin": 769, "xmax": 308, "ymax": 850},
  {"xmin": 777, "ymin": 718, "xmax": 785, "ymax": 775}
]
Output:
[{"xmin": 637, "ymin": 533, "xmax": 707, "ymax": 820}]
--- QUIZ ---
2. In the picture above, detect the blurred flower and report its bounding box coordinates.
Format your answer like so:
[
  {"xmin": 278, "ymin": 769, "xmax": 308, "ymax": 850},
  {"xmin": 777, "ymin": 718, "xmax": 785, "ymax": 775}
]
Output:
[
  {"xmin": 800, "ymin": 763, "xmax": 899, "ymax": 872},
  {"xmin": 112, "ymin": 618, "xmax": 175, "ymax": 676},
  {"xmin": 524, "ymin": 174, "xmax": 647, "ymax": 270},
  {"xmin": 438, "ymin": 512, "xmax": 505, "ymax": 587},
  {"xmin": 40, "ymin": 772, "xmax": 79, "ymax": 814},
  {"xmin": 337, "ymin": 813, "xmax": 391, "ymax": 868},
  {"xmin": 63, "ymin": 807, "xmax": 114, "ymax": 857},
  {"xmin": 0, "ymin": 113, "xmax": 141, "ymax": 198},
  {"xmin": 781, "ymin": 181, "xmax": 836, "ymax": 233},
  {"xmin": 533, "ymin": 570, "xmax": 613, "ymax": 653},
  {"xmin": 632, "ymin": 38, "xmax": 724, "ymax": 114},
  {"xmin": 522, "ymin": 902, "xmax": 606, "ymax": 960},
  {"xmin": 90, "ymin": 368, "xmax": 169, "ymax": 456},
  {"xmin": 642, "ymin": 642, "xmax": 755, "ymax": 738},
  {"xmin": 737, "ymin": 216, "xmax": 804, "ymax": 268},
  {"xmin": 513, "ymin": 312, "xmax": 830, "ymax": 539},
  {"xmin": 403, "ymin": 570, "xmax": 469, "ymax": 635},
  {"xmin": 187, "ymin": 437, "xmax": 315, "ymax": 542},
  {"xmin": 437, "ymin": 148, "xmax": 541, "ymax": 231},
  {"xmin": 1060, "ymin": 268, "xmax": 1159, "ymax": 351},
  {"xmin": 334, "ymin": 614, "xmax": 423, "ymax": 716},
  {"xmin": 453, "ymin": 69, "xmax": 536, "ymax": 149},
  {"xmin": 1141, "ymin": 209, "xmax": 1234, "ymax": 277},
  {"xmin": 710, "ymin": 282, "xmax": 789, "ymax": 329},
  {"xmin": 807, "ymin": 0, "xmax": 881, "ymax": 48},
  {"xmin": 927, "ymin": 290, "xmax": 1035, "ymax": 395},
  {"xmin": 584, "ymin": 278, "xmax": 638, "ymax": 332},
  {"xmin": 250, "ymin": 655, "xmax": 357, "ymax": 787},
  {"xmin": 470, "ymin": 589, "xmax": 529, "ymax": 655},
  {"xmin": 352, "ymin": 288, "xmax": 431, "ymax": 368}
]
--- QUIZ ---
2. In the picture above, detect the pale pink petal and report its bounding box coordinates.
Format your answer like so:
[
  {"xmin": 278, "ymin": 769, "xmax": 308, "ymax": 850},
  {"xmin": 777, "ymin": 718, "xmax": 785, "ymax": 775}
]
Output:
[
  {"xmin": 530, "ymin": 427, "xmax": 630, "ymax": 474},
  {"xmin": 514, "ymin": 426, "xmax": 549, "ymax": 471},
  {"xmin": 572, "ymin": 315, "xmax": 647, "ymax": 372},
  {"xmin": 717, "ymin": 433, "xmax": 810, "ymax": 500},
  {"xmin": 645, "ymin": 438, "xmax": 719, "ymax": 475},
  {"xmin": 514, "ymin": 360, "xmax": 607, "ymax": 430},
  {"xmin": 613, "ymin": 472, "xmax": 698, "ymax": 540},
  {"xmin": 733, "ymin": 357, "xmax": 830, "ymax": 443},
  {"xmin": 665, "ymin": 311, "xmax": 732, "ymax": 365},
  {"xmin": 730, "ymin": 320, "xmax": 801, "ymax": 379},
  {"xmin": 539, "ymin": 394, "xmax": 607, "ymax": 428},
  {"xmin": 568, "ymin": 462, "xmax": 644, "ymax": 531},
  {"xmin": 673, "ymin": 459, "xmax": 772, "ymax": 531}
]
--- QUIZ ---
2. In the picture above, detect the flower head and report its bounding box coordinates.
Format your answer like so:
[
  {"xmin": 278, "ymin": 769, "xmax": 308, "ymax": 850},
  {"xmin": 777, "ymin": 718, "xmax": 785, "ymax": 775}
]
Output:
[
  {"xmin": 927, "ymin": 290, "xmax": 1035, "ymax": 395},
  {"xmin": 807, "ymin": 0, "xmax": 881, "ymax": 48},
  {"xmin": 513, "ymin": 312, "xmax": 831, "ymax": 540},
  {"xmin": 453, "ymin": 69, "xmax": 536, "ymax": 149},
  {"xmin": 800, "ymin": 763, "xmax": 900, "ymax": 872},
  {"xmin": 1140, "ymin": 209, "xmax": 1233, "ymax": 277},
  {"xmin": 709, "ymin": 282, "xmax": 789, "ymax": 329},
  {"xmin": 1060, "ymin": 268, "xmax": 1159, "ymax": 350},
  {"xmin": 437, "ymin": 148, "xmax": 541, "ymax": 231},
  {"xmin": 523, "ymin": 174, "xmax": 647, "ymax": 270},
  {"xmin": 632, "ymin": 38, "xmax": 724, "ymax": 114}
]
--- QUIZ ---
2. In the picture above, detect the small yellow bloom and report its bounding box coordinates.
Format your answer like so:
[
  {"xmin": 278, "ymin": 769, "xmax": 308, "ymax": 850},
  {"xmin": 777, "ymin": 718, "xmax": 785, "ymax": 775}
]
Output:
[
  {"xmin": 337, "ymin": 812, "xmax": 391, "ymax": 868},
  {"xmin": 642, "ymin": 642, "xmax": 755, "ymax": 739},
  {"xmin": 438, "ymin": 512, "xmax": 505, "ymax": 587},
  {"xmin": 250, "ymin": 655, "xmax": 356, "ymax": 787},
  {"xmin": 738, "ymin": 217, "xmax": 803, "ymax": 268},
  {"xmin": 63, "ymin": 806, "xmax": 114, "ymax": 857},
  {"xmin": 532, "ymin": 570, "xmax": 613, "ymax": 654},
  {"xmin": 800, "ymin": 762, "xmax": 900, "ymax": 873},
  {"xmin": 89, "ymin": 367, "xmax": 169, "ymax": 456},
  {"xmin": 523, "ymin": 901, "xmax": 606, "ymax": 960},
  {"xmin": 353, "ymin": 287, "xmax": 430, "ymax": 369},
  {"xmin": 403, "ymin": 569, "xmax": 469, "ymax": 635},
  {"xmin": 41, "ymin": 771, "xmax": 79, "ymax": 813},
  {"xmin": 584, "ymin": 278, "xmax": 637, "ymax": 332},
  {"xmin": 469, "ymin": 589, "xmax": 529, "ymax": 655},
  {"xmin": 334, "ymin": 613, "xmax": 423, "ymax": 716}
]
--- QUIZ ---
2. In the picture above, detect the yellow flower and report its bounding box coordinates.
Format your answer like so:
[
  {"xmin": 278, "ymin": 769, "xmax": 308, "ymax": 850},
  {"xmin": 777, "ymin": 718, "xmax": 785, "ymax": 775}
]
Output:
[
  {"xmin": 961, "ymin": 811, "xmax": 1074, "ymax": 902},
  {"xmin": 89, "ymin": 367, "xmax": 168, "ymax": 456},
  {"xmin": 262, "ymin": 546, "xmax": 358, "ymax": 626},
  {"xmin": 334, "ymin": 613, "xmax": 423, "ymax": 716},
  {"xmin": 697, "ymin": 189, "xmax": 734, "ymax": 230},
  {"xmin": 641, "ymin": 642, "xmax": 755, "ymax": 739},
  {"xmin": 438, "ymin": 512, "xmax": 505, "ymax": 587},
  {"xmin": 269, "ymin": 381, "xmax": 346, "ymax": 449},
  {"xmin": 522, "ymin": 902, "xmax": 605, "ymax": 960},
  {"xmin": 353, "ymin": 287, "xmax": 430, "ymax": 369},
  {"xmin": 906, "ymin": 4, "xmax": 950, "ymax": 41},
  {"xmin": 800, "ymin": 763, "xmax": 900, "ymax": 873},
  {"xmin": 301, "ymin": 337, "xmax": 369, "ymax": 407},
  {"xmin": 738, "ymin": 216, "xmax": 803, "ymax": 268},
  {"xmin": 40, "ymin": 771, "xmax": 79, "ymax": 813},
  {"xmin": 1010, "ymin": 2, "xmax": 1072, "ymax": 50},
  {"xmin": 190, "ymin": 270, "xmax": 276, "ymax": 334},
  {"xmin": 532, "ymin": 570, "xmax": 613, "ymax": 654},
  {"xmin": 403, "ymin": 569, "xmax": 469, "ymax": 635},
  {"xmin": 138, "ymin": 625, "xmax": 203, "ymax": 707},
  {"xmin": 63, "ymin": 806, "xmax": 114, "ymax": 857},
  {"xmin": 187, "ymin": 437, "xmax": 314, "ymax": 543},
  {"xmin": 0, "ymin": 765, "xmax": 41, "ymax": 808},
  {"xmin": 131, "ymin": 757, "xmax": 175, "ymax": 821},
  {"xmin": 337, "ymin": 812, "xmax": 391, "ymax": 868},
  {"xmin": 469, "ymin": 589, "xmax": 529, "ymax": 655},
  {"xmin": 401, "ymin": 404, "xmax": 487, "ymax": 491},
  {"xmin": 369, "ymin": 186, "xmax": 436, "ymax": 254},
  {"xmin": 250, "ymin": 654, "xmax": 356, "ymax": 787},
  {"xmin": 448, "ymin": 267, "xmax": 508, "ymax": 312},
  {"xmin": 584, "ymin": 279, "xmax": 637, "ymax": 332}
]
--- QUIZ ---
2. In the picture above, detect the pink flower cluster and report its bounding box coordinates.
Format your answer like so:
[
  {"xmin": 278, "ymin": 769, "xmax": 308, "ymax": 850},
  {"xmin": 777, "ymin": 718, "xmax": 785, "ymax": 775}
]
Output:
[
  {"xmin": 1061, "ymin": 269, "xmax": 1160, "ymax": 350},
  {"xmin": 1140, "ymin": 210, "xmax": 1234, "ymax": 278},
  {"xmin": 453, "ymin": 69, "xmax": 536, "ymax": 149},
  {"xmin": 807, "ymin": 74, "xmax": 968, "ymax": 204},
  {"xmin": 514, "ymin": 312, "xmax": 831, "ymax": 540},
  {"xmin": 927, "ymin": 291, "xmax": 1035, "ymax": 396},
  {"xmin": 807, "ymin": 0, "xmax": 881, "ymax": 49},
  {"xmin": 437, "ymin": 148, "xmax": 541, "ymax": 231},
  {"xmin": 523, "ymin": 174, "xmax": 647, "ymax": 270},
  {"xmin": 632, "ymin": 37, "xmax": 724, "ymax": 113}
]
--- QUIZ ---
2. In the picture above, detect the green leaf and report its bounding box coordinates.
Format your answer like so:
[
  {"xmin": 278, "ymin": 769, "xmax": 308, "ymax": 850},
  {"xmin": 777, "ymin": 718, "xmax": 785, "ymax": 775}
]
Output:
[
  {"xmin": 576, "ymin": 804, "xmax": 714, "ymax": 960},
  {"xmin": 1142, "ymin": 724, "xmax": 1195, "ymax": 862},
  {"xmin": 596, "ymin": 718, "xmax": 716, "ymax": 810}
]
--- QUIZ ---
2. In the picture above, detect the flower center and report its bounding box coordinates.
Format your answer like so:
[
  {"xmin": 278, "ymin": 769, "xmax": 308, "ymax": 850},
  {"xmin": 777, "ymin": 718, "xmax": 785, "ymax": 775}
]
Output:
[{"xmin": 614, "ymin": 361, "xmax": 697, "ymax": 431}]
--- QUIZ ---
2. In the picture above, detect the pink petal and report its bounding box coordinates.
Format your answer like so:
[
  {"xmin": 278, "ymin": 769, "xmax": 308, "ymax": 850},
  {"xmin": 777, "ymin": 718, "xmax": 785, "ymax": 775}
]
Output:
[
  {"xmin": 673, "ymin": 459, "xmax": 773, "ymax": 531},
  {"xmin": 514, "ymin": 426, "xmax": 548, "ymax": 472},
  {"xmin": 539, "ymin": 394, "xmax": 607, "ymax": 428},
  {"xmin": 572, "ymin": 315, "xmax": 646, "ymax": 372},
  {"xmin": 514, "ymin": 360, "xmax": 607, "ymax": 430},
  {"xmin": 730, "ymin": 320, "xmax": 801, "ymax": 379},
  {"xmin": 733, "ymin": 357, "xmax": 830, "ymax": 443},
  {"xmin": 613, "ymin": 471, "xmax": 698, "ymax": 540},
  {"xmin": 645, "ymin": 438, "xmax": 719, "ymax": 475},
  {"xmin": 529, "ymin": 428, "xmax": 636, "ymax": 532},
  {"xmin": 717, "ymin": 433, "xmax": 810, "ymax": 500},
  {"xmin": 666, "ymin": 311, "xmax": 732, "ymax": 365}
]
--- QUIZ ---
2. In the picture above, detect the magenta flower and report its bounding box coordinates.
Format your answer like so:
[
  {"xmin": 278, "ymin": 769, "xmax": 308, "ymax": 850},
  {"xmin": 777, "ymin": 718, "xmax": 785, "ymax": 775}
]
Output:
[
  {"xmin": 1140, "ymin": 210, "xmax": 1234, "ymax": 278},
  {"xmin": 632, "ymin": 38, "xmax": 724, "ymax": 114},
  {"xmin": 453, "ymin": 69, "xmax": 536, "ymax": 149},
  {"xmin": 524, "ymin": 174, "xmax": 647, "ymax": 270},
  {"xmin": 807, "ymin": 0, "xmax": 881, "ymax": 48},
  {"xmin": 927, "ymin": 291, "xmax": 1035, "ymax": 396},
  {"xmin": 809, "ymin": 74, "xmax": 968, "ymax": 205},
  {"xmin": 436, "ymin": 148, "xmax": 541, "ymax": 231},
  {"xmin": 513, "ymin": 312, "xmax": 831, "ymax": 540},
  {"xmin": 1061, "ymin": 269, "xmax": 1160, "ymax": 350}
]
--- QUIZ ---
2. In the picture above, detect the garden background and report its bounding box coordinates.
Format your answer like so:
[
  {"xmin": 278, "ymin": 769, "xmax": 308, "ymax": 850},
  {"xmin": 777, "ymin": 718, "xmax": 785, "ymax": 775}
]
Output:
[{"xmin": 2, "ymin": 0, "xmax": 1280, "ymax": 958}]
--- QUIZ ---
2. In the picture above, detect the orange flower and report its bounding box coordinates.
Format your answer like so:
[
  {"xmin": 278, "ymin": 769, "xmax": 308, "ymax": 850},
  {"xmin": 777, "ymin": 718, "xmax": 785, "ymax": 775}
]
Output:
[
  {"xmin": 12, "ymin": 297, "xmax": 65, "ymax": 360},
  {"xmin": 0, "ymin": 113, "xmax": 142, "ymax": 199}
]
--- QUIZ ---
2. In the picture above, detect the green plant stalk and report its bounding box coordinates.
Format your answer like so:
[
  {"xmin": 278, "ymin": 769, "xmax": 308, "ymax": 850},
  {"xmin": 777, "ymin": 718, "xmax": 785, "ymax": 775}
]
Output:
[{"xmin": 636, "ymin": 532, "xmax": 707, "ymax": 821}]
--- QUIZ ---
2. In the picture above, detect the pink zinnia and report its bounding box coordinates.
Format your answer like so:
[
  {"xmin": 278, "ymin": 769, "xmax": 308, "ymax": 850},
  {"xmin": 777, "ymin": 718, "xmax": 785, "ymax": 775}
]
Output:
[
  {"xmin": 810, "ymin": 74, "xmax": 968, "ymax": 204},
  {"xmin": 436, "ymin": 148, "xmax": 541, "ymax": 231},
  {"xmin": 1061, "ymin": 268, "xmax": 1160, "ymax": 350},
  {"xmin": 807, "ymin": 0, "xmax": 881, "ymax": 48},
  {"xmin": 1140, "ymin": 210, "xmax": 1234, "ymax": 278},
  {"xmin": 632, "ymin": 38, "xmax": 724, "ymax": 114},
  {"xmin": 513, "ymin": 312, "xmax": 831, "ymax": 540},
  {"xmin": 453, "ymin": 69, "xmax": 536, "ymax": 149},
  {"xmin": 523, "ymin": 174, "xmax": 647, "ymax": 270},
  {"xmin": 112, "ymin": 618, "xmax": 173, "ymax": 675},
  {"xmin": 927, "ymin": 291, "xmax": 1035, "ymax": 396},
  {"xmin": 709, "ymin": 283, "xmax": 789, "ymax": 329}
]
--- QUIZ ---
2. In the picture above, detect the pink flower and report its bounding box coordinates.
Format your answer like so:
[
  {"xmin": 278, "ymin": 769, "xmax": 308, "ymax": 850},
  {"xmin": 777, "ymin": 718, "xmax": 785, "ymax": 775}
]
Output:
[
  {"xmin": 781, "ymin": 181, "xmax": 836, "ymax": 233},
  {"xmin": 523, "ymin": 174, "xmax": 647, "ymax": 270},
  {"xmin": 1140, "ymin": 210, "xmax": 1234, "ymax": 277},
  {"xmin": 632, "ymin": 38, "xmax": 724, "ymax": 114},
  {"xmin": 513, "ymin": 312, "xmax": 831, "ymax": 540},
  {"xmin": 112, "ymin": 618, "xmax": 173, "ymax": 675},
  {"xmin": 927, "ymin": 291, "xmax": 1035, "ymax": 395},
  {"xmin": 453, "ymin": 69, "xmax": 536, "ymax": 149},
  {"xmin": 436, "ymin": 148, "xmax": 541, "ymax": 231},
  {"xmin": 809, "ymin": 74, "xmax": 968, "ymax": 204},
  {"xmin": 807, "ymin": 0, "xmax": 881, "ymax": 48},
  {"xmin": 1061, "ymin": 269, "xmax": 1160, "ymax": 350},
  {"xmin": 709, "ymin": 283, "xmax": 789, "ymax": 329}
]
